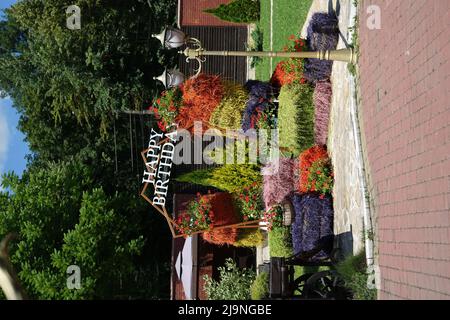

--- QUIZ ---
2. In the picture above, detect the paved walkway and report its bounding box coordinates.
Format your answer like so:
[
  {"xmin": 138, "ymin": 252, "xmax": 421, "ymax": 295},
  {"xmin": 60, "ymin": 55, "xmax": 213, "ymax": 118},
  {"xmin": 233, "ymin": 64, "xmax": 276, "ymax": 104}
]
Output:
[
  {"xmin": 302, "ymin": 0, "xmax": 368, "ymax": 258},
  {"xmin": 359, "ymin": 0, "xmax": 450, "ymax": 299}
]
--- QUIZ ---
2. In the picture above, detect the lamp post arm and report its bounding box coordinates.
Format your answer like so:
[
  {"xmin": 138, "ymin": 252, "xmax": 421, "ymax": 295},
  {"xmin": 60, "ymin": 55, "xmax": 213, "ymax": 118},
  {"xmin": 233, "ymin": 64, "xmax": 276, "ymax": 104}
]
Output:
[{"xmin": 181, "ymin": 48, "xmax": 356, "ymax": 64}]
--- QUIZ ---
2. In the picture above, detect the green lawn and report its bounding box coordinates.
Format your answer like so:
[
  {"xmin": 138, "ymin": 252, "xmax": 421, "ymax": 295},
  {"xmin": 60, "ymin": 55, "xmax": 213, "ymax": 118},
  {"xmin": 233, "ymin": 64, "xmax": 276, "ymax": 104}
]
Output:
[{"xmin": 255, "ymin": 0, "xmax": 313, "ymax": 80}]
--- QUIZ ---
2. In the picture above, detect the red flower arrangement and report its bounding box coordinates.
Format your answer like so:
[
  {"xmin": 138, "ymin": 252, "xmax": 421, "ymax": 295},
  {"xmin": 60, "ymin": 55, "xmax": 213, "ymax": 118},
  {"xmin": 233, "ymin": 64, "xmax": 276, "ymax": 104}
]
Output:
[
  {"xmin": 175, "ymin": 193, "xmax": 214, "ymax": 236},
  {"xmin": 263, "ymin": 205, "xmax": 284, "ymax": 231},
  {"xmin": 234, "ymin": 182, "xmax": 263, "ymax": 221},
  {"xmin": 306, "ymin": 159, "xmax": 334, "ymax": 196},
  {"xmin": 298, "ymin": 146, "xmax": 328, "ymax": 193},
  {"xmin": 270, "ymin": 35, "xmax": 308, "ymax": 88},
  {"xmin": 149, "ymin": 87, "xmax": 182, "ymax": 132},
  {"xmin": 176, "ymin": 74, "xmax": 224, "ymax": 130}
]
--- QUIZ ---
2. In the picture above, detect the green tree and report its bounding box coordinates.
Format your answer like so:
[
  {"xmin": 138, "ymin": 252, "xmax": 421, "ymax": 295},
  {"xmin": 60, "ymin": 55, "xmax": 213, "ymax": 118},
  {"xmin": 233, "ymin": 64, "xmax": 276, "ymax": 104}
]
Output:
[
  {"xmin": 204, "ymin": 0, "xmax": 259, "ymax": 24},
  {"xmin": 0, "ymin": 159, "xmax": 170, "ymax": 299},
  {"xmin": 0, "ymin": 0, "xmax": 177, "ymax": 134}
]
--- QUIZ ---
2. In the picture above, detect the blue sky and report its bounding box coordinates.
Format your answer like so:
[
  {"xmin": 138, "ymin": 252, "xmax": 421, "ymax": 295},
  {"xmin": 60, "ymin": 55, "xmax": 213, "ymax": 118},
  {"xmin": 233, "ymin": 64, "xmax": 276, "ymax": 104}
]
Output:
[{"xmin": 0, "ymin": 0, "xmax": 29, "ymax": 189}]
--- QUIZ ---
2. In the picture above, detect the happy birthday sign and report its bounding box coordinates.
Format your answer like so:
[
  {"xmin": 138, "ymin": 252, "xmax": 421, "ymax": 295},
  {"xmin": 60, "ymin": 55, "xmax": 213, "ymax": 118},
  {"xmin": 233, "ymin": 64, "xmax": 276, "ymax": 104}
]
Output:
[{"xmin": 142, "ymin": 127, "xmax": 178, "ymax": 208}]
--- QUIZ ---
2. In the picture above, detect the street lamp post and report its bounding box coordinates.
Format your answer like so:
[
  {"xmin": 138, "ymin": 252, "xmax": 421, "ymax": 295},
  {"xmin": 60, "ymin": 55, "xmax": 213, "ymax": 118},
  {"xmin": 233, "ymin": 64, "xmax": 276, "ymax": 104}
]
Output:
[{"xmin": 152, "ymin": 27, "xmax": 356, "ymax": 88}]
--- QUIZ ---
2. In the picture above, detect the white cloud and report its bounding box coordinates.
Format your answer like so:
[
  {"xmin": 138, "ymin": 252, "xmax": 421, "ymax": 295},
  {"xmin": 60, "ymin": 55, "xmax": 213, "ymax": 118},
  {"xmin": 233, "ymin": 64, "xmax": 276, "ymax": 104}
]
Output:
[{"xmin": 0, "ymin": 98, "xmax": 11, "ymax": 190}]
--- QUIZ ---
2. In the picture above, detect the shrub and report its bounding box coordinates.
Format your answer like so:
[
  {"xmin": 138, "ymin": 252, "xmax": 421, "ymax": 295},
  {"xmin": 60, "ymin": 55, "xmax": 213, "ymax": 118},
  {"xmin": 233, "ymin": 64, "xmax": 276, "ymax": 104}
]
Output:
[
  {"xmin": 176, "ymin": 74, "xmax": 224, "ymax": 129},
  {"xmin": 203, "ymin": 258, "xmax": 255, "ymax": 300},
  {"xmin": 234, "ymin": 228, "xmax": 265, "ymax": 247},
  {"xmin": 268, "ymin": 226, "xmax": 293, "ymax": 257},
  {"xmin": 314, "ymin": 81, "xmax": 332, "ymax": 146},
  {"xmin": 175, "ymin": 164, "xmax": 261, "ymax": 193},
  {"xmin": 204, "ymin": 0, "xmax": 260, "ymax": 24},
  {"xmin": 251, "ymin": 272, "xmax": 269, "ymax": 300},
  {"xmin": 291, "ymin": 193, "xmax": 334, "ymax": 260},
  {"xmin": 298, "ymin": 145, "xmax": 329, "ymax": 193},
  {"xmin": 209, "ymin": 82, "xmax": 248, "ymax": 130},
  {"xmin": 248, "ymin": 24, "xmax": 264, "ymax": 68},
  {"xmin": 202, "ymin": 227, "xmax": 238, "ymax": 246},
  {"xmin": 262, "ymin": 157, "xmax": 296, "ymax": 209},
  {"xmin": 335, "ymin": 251, "xmax": 377, "ymax": 300},
  {"xmin": 270, "ymin": 35, "xmax": 308, "ymax": 88},
  {"xmin": 304, "ymin": 13, "xmax": 339, "ymax": 83},
  {"xmin": 278, "ymin": 83, "xmax": 315, "ymax": 156},
  {"xmin": 149, "ymin": 87, "xmax": 182, "ymax": 131},
  {"xmin": 204, "ymin": 138, "xmax": 257, "ymax": 165}
]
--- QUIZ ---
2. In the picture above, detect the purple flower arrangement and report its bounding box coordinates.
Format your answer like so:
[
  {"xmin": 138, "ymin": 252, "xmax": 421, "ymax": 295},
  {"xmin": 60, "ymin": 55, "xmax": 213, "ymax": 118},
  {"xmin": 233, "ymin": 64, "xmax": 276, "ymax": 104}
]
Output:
[
  {"xmin": 291, "ymin": 193, "xmax": 334, "ymax": 261},
  {"xmin": 304, "ymin": 13, "xmax": 339, "ymax": 84}
]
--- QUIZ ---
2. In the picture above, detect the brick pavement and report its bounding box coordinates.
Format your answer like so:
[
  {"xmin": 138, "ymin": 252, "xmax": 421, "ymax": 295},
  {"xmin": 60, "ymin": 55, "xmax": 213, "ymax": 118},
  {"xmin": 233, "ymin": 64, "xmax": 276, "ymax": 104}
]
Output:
[{"xmin": 359, "ymin": 0, "xmax": 450, "ymax": 299}]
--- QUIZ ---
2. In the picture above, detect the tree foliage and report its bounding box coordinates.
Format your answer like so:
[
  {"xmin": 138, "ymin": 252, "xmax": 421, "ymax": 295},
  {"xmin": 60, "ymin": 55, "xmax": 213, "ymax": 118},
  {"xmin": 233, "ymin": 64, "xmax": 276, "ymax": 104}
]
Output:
[
  {"xmin": 0, "ymin": 0, "xmax": 177, "ymax": 299},
  {"xmin": 204, "ymin": 0, "xmax": 259, "ymax": 24},
  {"xmin": 203, "ymin": 258, "xmax": 255, "ymax": 300}
]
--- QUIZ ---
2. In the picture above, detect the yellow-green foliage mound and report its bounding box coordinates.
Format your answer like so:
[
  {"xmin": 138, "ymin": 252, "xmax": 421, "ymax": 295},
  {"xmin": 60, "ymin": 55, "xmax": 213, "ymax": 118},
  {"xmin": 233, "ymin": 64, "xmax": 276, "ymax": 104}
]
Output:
[
  {"xmin": 278, "ymin": 83, "xmax": 315, "ymax": 157},
  {"xmin": 235, "ymin": 229, "xmax": 265, "ymax": 247},
  {"xmin": 209, "ymin": 82, "xmax": 248, "ymax": 130}
]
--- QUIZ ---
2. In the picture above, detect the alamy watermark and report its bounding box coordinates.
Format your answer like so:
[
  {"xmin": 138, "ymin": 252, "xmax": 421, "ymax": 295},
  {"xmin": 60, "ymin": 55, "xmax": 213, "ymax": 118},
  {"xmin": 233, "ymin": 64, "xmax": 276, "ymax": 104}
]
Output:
[
  {"xmin": 66, "ymin": 5, "xmax": 81, "ymax": 30},
  {"xmin": 66, "ymin": 265, "xmax": 81, "ymax": 290}
]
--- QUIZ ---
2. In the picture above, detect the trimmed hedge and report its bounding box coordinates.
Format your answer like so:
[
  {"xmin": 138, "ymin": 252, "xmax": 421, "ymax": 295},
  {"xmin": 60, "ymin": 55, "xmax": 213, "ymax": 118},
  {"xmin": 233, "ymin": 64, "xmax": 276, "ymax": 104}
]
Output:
[
  {"xmin": 304, "ymin": 13, "xmax": 339, "ymax": 83},
  {"xmin": 278, "ymin": 83, "xmax": 315, "ymax": 157},
  {"xmin": 204, "ymin": 0, "xmax": 260, "ymax": 24}
]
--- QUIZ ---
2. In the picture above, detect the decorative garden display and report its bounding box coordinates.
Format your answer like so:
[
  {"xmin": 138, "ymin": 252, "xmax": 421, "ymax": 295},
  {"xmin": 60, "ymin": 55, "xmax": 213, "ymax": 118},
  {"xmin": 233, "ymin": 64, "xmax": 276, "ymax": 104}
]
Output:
[
  {"xmin": 278, "ymin": 83, "xmax": 315, "ymax": 156},
  {"xmin": 313, "ymin": 80, "xmax": 333, "ymax": 146},
  {"xmin": 291, "ymin": 193, "xmax": 334, "ymax": 261},
  {"xmin": 262, "ymin": 157, "xmax": 296, "ymax": 208},
  {"xmin": 304, "ymin": 13, "xmax": 339, "ymax": 83}
]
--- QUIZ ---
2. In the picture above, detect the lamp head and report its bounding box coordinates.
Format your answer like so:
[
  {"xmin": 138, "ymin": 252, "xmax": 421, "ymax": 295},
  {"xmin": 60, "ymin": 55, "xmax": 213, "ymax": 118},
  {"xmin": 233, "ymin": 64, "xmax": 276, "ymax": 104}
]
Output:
[{"xmin": 152, "ymin": 27, "xmax": 187, "ymax": 49}]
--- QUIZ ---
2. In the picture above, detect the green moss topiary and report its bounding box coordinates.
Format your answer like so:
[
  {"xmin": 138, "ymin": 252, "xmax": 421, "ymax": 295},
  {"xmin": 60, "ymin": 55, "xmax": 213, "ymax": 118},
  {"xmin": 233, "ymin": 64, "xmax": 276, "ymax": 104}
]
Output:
[
  {"xmin": 278, "ymin": 83, "xmax": 315, "ymax": 157},
  {"xmin": 250, "ymin": 272, "xmax": 269, "ymax": 300},
  {"xmin": 204, "ymin": 0, "xmax": 260, "ymax": 24}
]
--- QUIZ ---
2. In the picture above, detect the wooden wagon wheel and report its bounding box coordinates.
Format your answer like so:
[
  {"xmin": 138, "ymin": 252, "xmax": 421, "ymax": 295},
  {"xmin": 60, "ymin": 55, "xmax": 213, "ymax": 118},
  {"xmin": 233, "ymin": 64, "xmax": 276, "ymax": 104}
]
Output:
[
  {"xmin": 292, "ymin": 273, "xmax": 315, "ymax": 297},
  {"xmin": 303, "ymin": 270, "xmax": 351, "ymax": 300}
]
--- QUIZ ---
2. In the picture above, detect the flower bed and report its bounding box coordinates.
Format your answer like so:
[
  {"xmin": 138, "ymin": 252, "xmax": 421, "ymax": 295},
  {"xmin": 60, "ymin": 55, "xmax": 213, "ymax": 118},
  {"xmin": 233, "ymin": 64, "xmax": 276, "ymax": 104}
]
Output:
[
  {"xmin": 176, "ymin": 74, "xmax": 224, "ymax": 130},
  {"xmin": 270, "ymin": 35, "xmax": 308, "ymax": 88},
  {"xmin": 304, "ymin": 13, "xmax": 339, "ymax": 83},
  {"xmin": 262, "ymin": 157, "xmax": 296, "ymax": 208},
  {"xmin": 242, "ymin": 81, "xmax": 277, "ymax": 131},
  {"xmin": 291, "ymin": 193, "xmax": 334, "ymax": 260},
  {"xmin": 209, "ymin": 81, "xmax": 249, "ymax": 130},
  {"xmin": 278, "ymin": 83, "xmax": 315, "ymax": 156},
  {"xmin": 297, "ymin": 145, "xmax": 333, "ymax": 197},
  {"xmin": 313, "ymin": 80, "xmax": 332, "ymax": 146}
]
